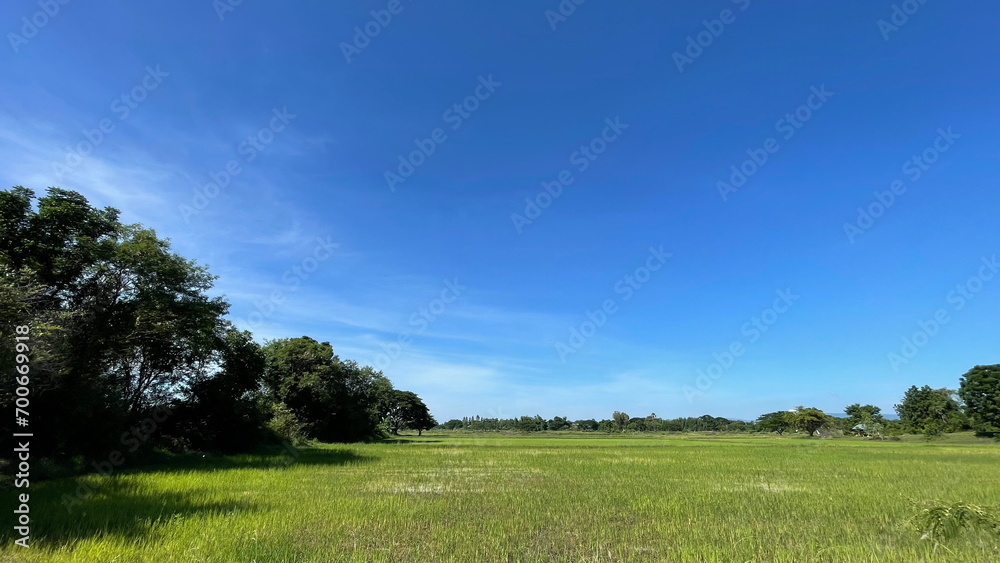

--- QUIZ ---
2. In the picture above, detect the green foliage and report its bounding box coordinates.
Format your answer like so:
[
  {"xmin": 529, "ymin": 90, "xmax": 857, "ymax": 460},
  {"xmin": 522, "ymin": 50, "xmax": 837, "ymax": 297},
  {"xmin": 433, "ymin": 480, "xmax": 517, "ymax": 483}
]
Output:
[
  {"xmin": 163, "ymin": 325, "xmax": 270, "ymax": 453},
  {"xmin": 756, "ymin": 411, "xmax": 795, "ymax": 435},
  {"xmin": 265, "ymin": 402, "xmax": 311, "ymax": 447},
  {"xmin": 845, "ymin": 403, "xmax": 885, "ymax": 426},
  {"xmin": 908, "ymin": 501, "xmax": 1000, "ymax": 547},
  {"xmin": 895, "ymin": 385, "xmax": 967, "ymax": 434},
  {"xmin": 862, "ymin": 418, "xmax": 886, "ymax": 440},
  {"xmin": 261, "ymin": 337, "xmax": 390, "ymax": 442},
  {"xmin": 98, "ymin": 225, "xmax": 229, "ymax": 414},
  {"xmin": 514, "ymin": 415, "xmax": 545, "ymax": 432},
  {"xmin": 451, "ymin": 414, "xmax": 753, "ymax": 434},
  {"xmin": 0, "ymin": 186, "xmax": 120, "ymax": 291},
  {"xmin": 959, "ymin": 365, "xmax": 1000, "ymax": 433},
  {"xmin": 0, "ymin": 187, "xmax": 232, "ymax": 460},
  {"xmin": 627, "ymin": 415, "xmax": 649, "ymax": 432},
  {"xmin": 841, "ymin": 404, "xmax": 887, "ymax": 439},
  {"xmin": 384, "ymin": 389, "xmax": 435, "ymax": 435},
  {"xmin": 546, "ymin": 416, "xmax": 571, "ymax": 430},
  {"xmin": 884, "ymin": 419, "xmax": 907, "ymax": 437},
  {"xmin": 0, "ymin": 267, "xmax": 77, "ymax": 378},
  {"xmin": 793, "ymin": 407, "xmax": 831, "ymax": 437},
  {"xmin": 0, "ymin": 186, "xmax": 439, "ymax": 469},
  {"xmin": 612, "ymin": 411, "xmax": 630, "ymax": 432},
  {"xmin": 439, "ymin": 419, "xmax": 465, "ymax": 430}
]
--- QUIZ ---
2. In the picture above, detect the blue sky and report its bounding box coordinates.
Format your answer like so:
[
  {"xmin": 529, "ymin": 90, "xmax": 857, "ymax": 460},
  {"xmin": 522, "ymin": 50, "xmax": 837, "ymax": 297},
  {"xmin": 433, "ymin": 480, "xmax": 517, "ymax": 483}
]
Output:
[{"xmin": 3, "ymin": 0, "xmax": 998, "ymax": 421}]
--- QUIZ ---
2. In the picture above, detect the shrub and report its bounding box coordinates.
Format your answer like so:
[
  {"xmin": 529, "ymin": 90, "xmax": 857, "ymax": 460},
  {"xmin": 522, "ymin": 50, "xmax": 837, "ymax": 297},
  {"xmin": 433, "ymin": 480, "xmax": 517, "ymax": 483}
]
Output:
[
  {"xmin": 908, "ymin": 501, "xmax": 1000, "ymax": 548},
  {"xmin": 266, "ymin": 402, "xmax": 311, "ymax": 446}
]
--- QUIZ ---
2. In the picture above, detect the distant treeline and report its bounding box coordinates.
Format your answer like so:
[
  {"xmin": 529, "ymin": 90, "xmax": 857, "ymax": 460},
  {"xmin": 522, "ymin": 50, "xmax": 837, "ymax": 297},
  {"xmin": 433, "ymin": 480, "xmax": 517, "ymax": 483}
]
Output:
[
  {"xmin": 0, "ymin": 187, "xmax": 435, "ymax": 478},
  {"xmin": 440, "ymin": 414, "xmax": 752, "ymax": 433},
  {"xmin": 441, "ymin": 374, "xmax": 1000, "ymax": 438}
]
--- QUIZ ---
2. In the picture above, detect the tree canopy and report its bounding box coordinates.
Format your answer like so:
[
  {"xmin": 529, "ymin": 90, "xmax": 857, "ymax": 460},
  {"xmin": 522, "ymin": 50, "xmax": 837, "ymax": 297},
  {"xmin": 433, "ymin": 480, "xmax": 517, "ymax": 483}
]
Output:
[
  {"xmin": 844, "ymin": 404, "xmax": 884, "ymax": 426},
  {"xmin": 756, "ymin": 411, "xmax": 795, "ymax": 435},
  {"xmin": 793, "ymin": 407, "xmax": 831, "ymax": 437},
  {"xmin": 895, "ymin": 386, "xmax": 966, "ymax": 434},
  {"xmin": 1, "ymin": 186, "xmax": 436, "ymax": 470},
  {"xmin": 959, "ymin": 365, "xmax": 1000, "ymax": 433}
]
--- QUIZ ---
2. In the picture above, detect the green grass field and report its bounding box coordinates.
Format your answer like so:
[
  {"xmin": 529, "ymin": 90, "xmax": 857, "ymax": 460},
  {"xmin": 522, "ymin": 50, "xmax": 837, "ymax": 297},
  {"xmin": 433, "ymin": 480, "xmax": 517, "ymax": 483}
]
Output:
[{"xmin": 4, "ymin": 433, "xmax": 1000, "ymax": 562}]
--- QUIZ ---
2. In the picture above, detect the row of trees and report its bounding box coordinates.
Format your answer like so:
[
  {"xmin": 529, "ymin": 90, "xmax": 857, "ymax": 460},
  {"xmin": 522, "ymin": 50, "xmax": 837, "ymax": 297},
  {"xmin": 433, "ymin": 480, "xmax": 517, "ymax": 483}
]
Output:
[
  {"xmin": 260, "ymin": 336, "xmax": 436, "ymax": 443},
  {"xmin": 439, "ymin": 367, "xmax": 999, "ymax": 438},
  {"xmin": 0, "ymin": 187, "xmax": 435, "ymax": 472},
  {"xmin": 439, "ymin": 413, "xmax": 753, "ymax": 433},
  {"xmin": 755, "ymin": 407, "xmax": 863, "ymax": 438},
  {"xmin": 756, "ymin": 370, "xmax": 999, "ymax": 438}
]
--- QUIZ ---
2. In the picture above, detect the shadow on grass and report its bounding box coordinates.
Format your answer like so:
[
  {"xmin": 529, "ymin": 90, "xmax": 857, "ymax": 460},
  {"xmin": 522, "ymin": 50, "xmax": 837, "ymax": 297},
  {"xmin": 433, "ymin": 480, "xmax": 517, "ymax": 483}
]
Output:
[
  {"xmin": 378, "ymin": 437, "xmax": 443, "ymax": 444},
  {"xmin": 3, "ymin": 447, "xmax": 372, "ymax": 549},
  {"xmin": 19, "ymin": 479, "xmax": 257, "ymax": 547},
  {"xmin": 123, "ymin": 446, "xmax": 373, "ymax": 476}
]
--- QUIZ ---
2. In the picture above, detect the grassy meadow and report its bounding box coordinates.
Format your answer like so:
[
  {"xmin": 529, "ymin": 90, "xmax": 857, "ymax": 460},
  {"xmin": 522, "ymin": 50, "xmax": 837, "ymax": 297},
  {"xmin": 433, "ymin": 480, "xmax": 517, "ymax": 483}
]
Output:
[{"xmin": 4, "ymin": 433, "xmax": 999, "ymax": 562}]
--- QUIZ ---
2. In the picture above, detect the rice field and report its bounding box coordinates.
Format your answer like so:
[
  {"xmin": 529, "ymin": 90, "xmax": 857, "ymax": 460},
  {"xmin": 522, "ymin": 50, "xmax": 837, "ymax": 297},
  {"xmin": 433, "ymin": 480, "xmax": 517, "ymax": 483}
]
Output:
[{"xmin": 4, "ymin": 433, "xmax": 999, "ymax": 562}]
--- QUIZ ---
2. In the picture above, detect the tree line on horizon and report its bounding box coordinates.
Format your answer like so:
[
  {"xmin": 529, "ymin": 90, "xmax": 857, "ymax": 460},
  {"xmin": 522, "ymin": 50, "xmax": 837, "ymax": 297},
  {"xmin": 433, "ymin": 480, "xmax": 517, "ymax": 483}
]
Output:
[
  {"xmin": 440, "ymin": 369, "xmax": 1000, "ymax": 439},
  {"xmin": 0, "ymin": 187, "xmax": 436, "ymax": 478}
]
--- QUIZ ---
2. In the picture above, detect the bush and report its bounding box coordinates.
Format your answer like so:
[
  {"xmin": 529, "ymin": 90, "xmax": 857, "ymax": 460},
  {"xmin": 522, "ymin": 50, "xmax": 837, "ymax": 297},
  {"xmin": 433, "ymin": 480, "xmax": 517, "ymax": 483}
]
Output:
[
  {"xmin": 266, "ymin": 403, "xmax": 311, "ymax": 447},
  {"xmin": 908, "ymin": 501, "xmax": 1000, "ymax": 546},
  {"xmin": 439, "ymin": 419, "xmax": 464, "ymax": 430}
]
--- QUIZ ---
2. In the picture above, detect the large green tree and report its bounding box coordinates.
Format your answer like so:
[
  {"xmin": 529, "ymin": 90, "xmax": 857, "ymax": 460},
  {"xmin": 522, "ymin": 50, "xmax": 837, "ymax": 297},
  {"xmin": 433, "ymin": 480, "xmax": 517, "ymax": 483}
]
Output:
[
  {"xmin": 262, "ymin": 337, "xmax": 385, "ymax": 442},
  {"xmin": 0, "ymin": 187, "xmax": 120, "ymax": 294},
  {"xmin": 385, "ymin": 391, "xmax": 436, "ymax": 436},
  {"xmin": 756, "ymin": 411, "xmax": 795, "ymax": 435},
  {"xmin": 895, "ymin": 386, "xmax": 966, "ymax": 434},
  {"xmin": 547, "ymin": 416, "xmax": 571, "ymax": 431},
  {"xmin": 842, "ymin": 403, "xmax": 886, "ymax": 435},
  {"xmin": 1, "ymin": 187, "xmax": 247, "ymax": 460},
  {"xmin": 612, "ymin": 411, "xmax": 630, "ymax": 432},
  {"xmin": 164, "ymin": 324, "xmax": 269, "ymax": 453},
  {"xmin": 959, "ymin": 365, "xmax": 1000, "ymax": 433},
  {"xmin": 844, "ymin": 403, "xmax": 884, "ymax": 426},
  {"xmin": 793, "ymin": 407, "xmax": 831, "ymax": 437},
  {"xmin": 90, "ymin": 225, "xmax": 229, "ymax": 415}
]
